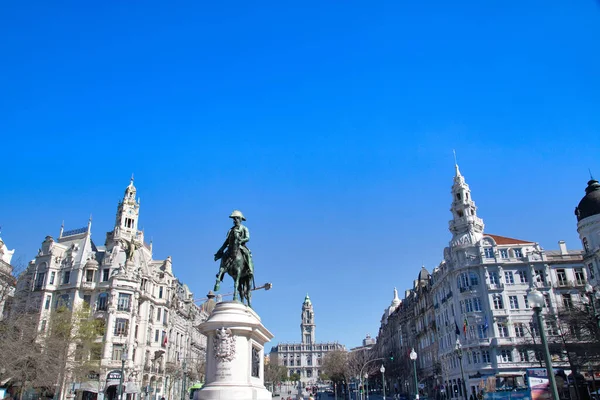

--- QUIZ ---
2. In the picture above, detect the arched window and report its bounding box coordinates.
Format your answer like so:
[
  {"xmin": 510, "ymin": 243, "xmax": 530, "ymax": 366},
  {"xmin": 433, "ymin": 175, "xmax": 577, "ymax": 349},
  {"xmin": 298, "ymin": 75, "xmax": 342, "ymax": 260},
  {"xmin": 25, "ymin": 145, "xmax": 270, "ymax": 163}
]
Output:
[{"xmin": 97, "ymin": 292, "xmax": 108, "ymax": 311}]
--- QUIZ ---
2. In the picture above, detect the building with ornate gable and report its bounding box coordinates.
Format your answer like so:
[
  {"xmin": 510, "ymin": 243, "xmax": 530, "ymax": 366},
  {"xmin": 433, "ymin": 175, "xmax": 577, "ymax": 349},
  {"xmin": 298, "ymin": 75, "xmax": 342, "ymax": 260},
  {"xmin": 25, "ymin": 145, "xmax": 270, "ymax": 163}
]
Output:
[
  {"xmin": 373, "ymin": 164, "xmax": 587, "ymax": 400},
  {"xmin": 11, "ymin": 179, "xmax": 208, "ymax": 400},
  {"xmin": 0, "ymin": 234, "xmax": 16, "ymax": 320},
  {"xmin": 269, "ymin": 295, "xmax": 345, "ymax": 385}
]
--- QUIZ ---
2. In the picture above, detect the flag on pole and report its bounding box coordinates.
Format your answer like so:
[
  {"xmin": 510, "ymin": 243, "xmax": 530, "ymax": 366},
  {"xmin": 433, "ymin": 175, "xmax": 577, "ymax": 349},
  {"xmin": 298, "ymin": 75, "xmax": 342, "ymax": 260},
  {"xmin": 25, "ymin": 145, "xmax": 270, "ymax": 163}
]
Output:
[{"xmin": 463, "ymin": 318, "xmax": 469, "ymax": 338}]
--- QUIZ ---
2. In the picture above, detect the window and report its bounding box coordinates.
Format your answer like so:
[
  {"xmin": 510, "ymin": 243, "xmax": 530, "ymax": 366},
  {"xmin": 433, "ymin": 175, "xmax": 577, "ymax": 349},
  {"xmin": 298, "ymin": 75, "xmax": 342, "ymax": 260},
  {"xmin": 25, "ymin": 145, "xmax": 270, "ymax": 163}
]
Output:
[
  {"xmin": 498, "ymin": 323, "xmax": 509, "ymax": 337},
  {"xmin": 514, "ymin": 248, "xmax": 523, "ymax": 258},
  {"xmin": 469, "ymin": 272, "xmax": 479, "ymax": 286},
  {"xmin": 489, "ymin": 272, "xmax": 500, "ymax": 285},
  {"xmin": 589, "ymin": 264, "xmax": 596, "ymax": 280},
  {"xmin": 544, "ymin": 294, "xmax": 551, "ymax": 308},
  {"xmin": 562, "ymin": 294, "xmax": 573, "ymax": 310},
  {"xmin": 519, "ymin": 349, "xmax": 530, "ymax": 362},
  {"xmin": 161, "ymin": 331, "xmax": 167, "ymax": 347},
  {"xmin": 163, "ymin": 310, "xmax": 168, "ymax": 324},
  {"xmin": 584, "ymin": 238, "xmax": 590, "ymax": 252},
  {"xmin": 49, "ymin": 271, "xmax": 56, "ymax": 284},
  {"xmin": 472, "ymin": 351, "xmax": 481, "ymax": 364},
  {"xmin": 44, "ymin": 295, "xmax": 51, "ymax": 310},
  {"xmin": 473, "ymin": 297, "xmax": 482, "ymax": 311},
  {"xmin": 114, "ymin": 318, "xmax": 129, "ymax": 336},
  {"xmin": 157, "ymin": 308, "xmax": 162, "ymax": 321},
  {"xmin": 40, "ymin": 319, "xmax": 47, "ymax": 332},
  {"xmin": 557, "ymin": 269, "xmax": 567, "ymax": 286},
  {"xmin": 112, "ymin": 344, "xmax": 124, "ymax": 361},
  {"xmin": 117, "ymin": 293, "xmax": 131, "ymax": 311},
  {"xmin": 515, "ymin": 323, "xmax": 525, "ymax": 337},
  {"xmin": 56, "ymin": 294, "xmax": 70, "ymax": 309},
  {"xmin": 575, "ymin": 268, "xmax": 586, "ymax": 285},
  {"xmin": 63, "ymin": 271, "xmax": 71, "ymax": 284},
  {"xmin": 102, "ymin": 269, "xmax": 109, "ymax": 282},
  {"xmin": 465, "ymin": 299, "xmax": 473, "ymax": 313},
  {"xmin": 484, "ymin": 248, "xmax": 494, "ymax": 259},
  {"xmin": 523, "ymin": 295, "xmax": 529, "ymax": 309},
  {"xmin": 500, "ymin": 350, "xmax": 513, "ymax": 362},
  {"xmin": 97, "ymin": 293, "xmax": 108, "ymax": 311},
  {"xmin": 493, "ymin": 295, "xmax": 504, "ymax": 309},
  {"xmin": 500, "ymin": 249, "xmax": 509, "ymax": 259},
  {"xmin": 155, "ymin": 329, "xmax": 159, "ymax": 342},
  {"xmin": 159, "ymin": 286, "xmax": 164, "ymax": 299},
  {"xmin": 149, "ymin": 305, "xmax": 154, "ymax": 322},
  {"xmin": 517, "ymin": 270, "xmax": 528, "ymax": 283},
  {"xmin": 535, "ymin": 270, "xmax": 546, "ymax": 285},
  {"xmin": 509, "ymin": 296, "xmax": 519, "ymax": 310},
  {"xmin": 504, "ymin": 271, "xmax": 515, "ymax": 284},
  {"xmin": 482, "ymin": 351, "xmax": 491, "ymax": 363},
  {"xmin": 85, "ymin": 269, "xmax": 94, "ymax": 282},
  {"xmin": 529, "ymin": 322, "xmax": 539, "ymax": 337},
  {"xmin": 477, "ymin": 324, "xmax": 487, "ymax": 338},
  {"xmin": 35, "ymin": 272, "xmax": 46, "ymax": 289},
  {"xmin": 546, "ymin": 321, "xmax": 559, "ymax": 336}
]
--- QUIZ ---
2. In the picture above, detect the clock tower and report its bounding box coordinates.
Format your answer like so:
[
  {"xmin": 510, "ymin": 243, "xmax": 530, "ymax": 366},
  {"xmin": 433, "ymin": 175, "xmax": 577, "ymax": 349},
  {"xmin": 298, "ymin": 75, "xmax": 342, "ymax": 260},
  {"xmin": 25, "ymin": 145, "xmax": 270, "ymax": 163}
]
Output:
[
  {"xmin": 114, "ymin": 176, "xmax": 140, "ymax": 240},
  {"xmin": 301, "ymin": 294, "xmax": 315, "ymax": 344}
]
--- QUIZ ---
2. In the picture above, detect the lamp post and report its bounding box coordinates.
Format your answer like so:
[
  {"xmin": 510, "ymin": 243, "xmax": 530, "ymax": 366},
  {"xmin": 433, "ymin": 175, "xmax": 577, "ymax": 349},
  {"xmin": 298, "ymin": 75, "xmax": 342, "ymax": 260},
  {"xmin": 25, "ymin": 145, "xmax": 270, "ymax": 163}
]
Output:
[
  {"xmin": 454, "ymin": 339, "xmax": 467, "ymax": 400},
  {"xmin": 380, "ymin": 365, "xmax": 386, "ymax": 400},
  {"xmin": 181, "ymin": 360, "xmax": 187, "ymax": 400},
  {"xmin": 410, "ymin": 348, "xmax": 419, "ymax": 400},
  {"xmin": 364, "ymin": 373, "xmax": 369, "ymax": 400},
  {"xmin": 119, "ymin": 344, "xmax": 129, "ymax": 400},
  {"xmin": 528, "ymin": 288, "xmax": 560, "ymax": 400}
]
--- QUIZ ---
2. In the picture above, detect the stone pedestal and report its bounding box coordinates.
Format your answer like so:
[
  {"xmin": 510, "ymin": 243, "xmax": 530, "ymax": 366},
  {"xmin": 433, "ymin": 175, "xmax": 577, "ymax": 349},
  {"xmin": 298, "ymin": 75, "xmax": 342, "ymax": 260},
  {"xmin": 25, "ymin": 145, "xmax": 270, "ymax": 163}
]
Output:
[{"xmin": 196, "ymin": 301, "xmax": 274, "ymax": 400}]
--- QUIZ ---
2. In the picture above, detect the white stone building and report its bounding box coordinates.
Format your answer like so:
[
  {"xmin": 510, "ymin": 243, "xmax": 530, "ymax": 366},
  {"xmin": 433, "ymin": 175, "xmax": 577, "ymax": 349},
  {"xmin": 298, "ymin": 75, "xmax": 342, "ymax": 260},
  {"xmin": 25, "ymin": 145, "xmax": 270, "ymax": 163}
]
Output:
[
  {"xmin": 0, "ymin": 234, "xmax": 16, "ymax": 320},
  {"xmin": 269, "ymin": 295, "xmax": 345, "ymax": 385},
  {"xmin": 431, "ymin": 164, "xmax": 585, "ymax": 399},
  {"xmin": 575, "ymin": 177, "xmax": 600, "ymax": 288},
  {"xmin": 11, "ymin": 179, "xmax": 208, "ymax": 400}
]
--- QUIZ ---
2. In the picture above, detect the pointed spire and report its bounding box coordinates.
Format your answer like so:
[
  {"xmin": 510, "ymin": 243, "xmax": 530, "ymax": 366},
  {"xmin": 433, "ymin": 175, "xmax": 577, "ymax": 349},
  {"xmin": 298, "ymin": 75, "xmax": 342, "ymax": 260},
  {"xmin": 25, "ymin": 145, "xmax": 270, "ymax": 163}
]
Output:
[
  {"xmin": 453, "ymin": 149, "xmax": 461, "ymax": 177},
  {"xmin": 130, "ymin": 173, "xmax": 135, "ymax": 185},
  {"xmin": 87, "ymin": 214, "xmax": 93, "ymax": 234},
  {"xmin": 590, "ymin": 168, "xmax": 595, "ymax": 181},
  {"xmin": 59, "ymin": 221, "xmax": 64, "ymax": 238}
]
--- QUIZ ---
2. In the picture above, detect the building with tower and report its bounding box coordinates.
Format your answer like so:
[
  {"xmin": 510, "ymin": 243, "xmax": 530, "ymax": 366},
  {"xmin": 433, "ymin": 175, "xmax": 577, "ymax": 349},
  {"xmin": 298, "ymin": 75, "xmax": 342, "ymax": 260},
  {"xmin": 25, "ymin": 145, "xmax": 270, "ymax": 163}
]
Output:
[
  {"xmin": 372, "ymin": 163, "xmax": 586, "ymax": 400},
  {"xmin": 575, "ymin": 177, "xmax": 600, "ymax": 288},
  {"xmin": 269, "ymin": 295, "xmax": 345, "ymax": 384},
  {"xmin": 10, "ymin": 178, "xmax": 208, "ymax": 400},
  {"xmin": 0, "ymin": 233, "xmax": 16, "ymax": 320}
]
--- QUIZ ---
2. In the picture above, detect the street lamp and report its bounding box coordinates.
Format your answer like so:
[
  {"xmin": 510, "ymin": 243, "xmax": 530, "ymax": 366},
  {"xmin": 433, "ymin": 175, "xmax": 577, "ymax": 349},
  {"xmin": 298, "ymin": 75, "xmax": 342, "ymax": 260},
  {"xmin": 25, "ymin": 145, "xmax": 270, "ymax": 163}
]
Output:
[
  {"xmin": 410, "ymin": 348, "xmax": 419, "ymax": 400},
  {"xmin": 528, "ymin": 288, "xmax": 560, "ymax": 400},
  {"xmin": 380, "ymin": 365, "xmax": 386, "ymax": 400},
  {"xmin": 119, "ymin": 344, "xmax": 129, "ymax": 400},
  {"xmin": 454, "ymin": 339, "xmax": 467, "ymax": 400},
  {"xmin": 364, "ymin": 373, "xmax": 369, "ymax": 400}
]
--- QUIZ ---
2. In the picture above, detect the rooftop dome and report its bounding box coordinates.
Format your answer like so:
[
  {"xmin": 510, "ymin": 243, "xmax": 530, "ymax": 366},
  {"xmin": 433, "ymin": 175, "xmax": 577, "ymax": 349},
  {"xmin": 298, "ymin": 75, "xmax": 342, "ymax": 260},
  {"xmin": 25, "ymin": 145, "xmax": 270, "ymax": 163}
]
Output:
[
  {"xmin": 575, "ymin": 179, "xmax": 600, "ymax": 222},
  {"xmin": 85, "ymin": 257, "xmax": 99, "ymax": 269}
]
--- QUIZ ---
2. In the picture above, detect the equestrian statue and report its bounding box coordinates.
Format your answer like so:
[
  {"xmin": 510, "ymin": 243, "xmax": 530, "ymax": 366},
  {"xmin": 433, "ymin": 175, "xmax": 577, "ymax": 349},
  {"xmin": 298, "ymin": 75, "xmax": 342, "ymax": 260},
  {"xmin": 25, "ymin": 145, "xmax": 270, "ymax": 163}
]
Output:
[{"xmin": 213, "ymin": 210, "xmax": 255, "ymax": 307}]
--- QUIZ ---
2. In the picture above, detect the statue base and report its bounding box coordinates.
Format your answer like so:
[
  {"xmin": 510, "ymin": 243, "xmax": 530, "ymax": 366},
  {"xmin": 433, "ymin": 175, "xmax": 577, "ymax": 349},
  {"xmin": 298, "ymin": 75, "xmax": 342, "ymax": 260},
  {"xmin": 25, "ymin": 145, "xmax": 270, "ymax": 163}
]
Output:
[{"xmin": 196, "ymin": 301, "xmax": 274, "ymax": 400}]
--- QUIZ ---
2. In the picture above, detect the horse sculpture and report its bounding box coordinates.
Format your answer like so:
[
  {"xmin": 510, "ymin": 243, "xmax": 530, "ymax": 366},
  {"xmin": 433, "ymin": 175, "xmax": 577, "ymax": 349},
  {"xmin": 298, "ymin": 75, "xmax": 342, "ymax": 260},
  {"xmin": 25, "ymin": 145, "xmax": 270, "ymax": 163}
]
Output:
[{"xmin": 214, "ymin": 211, "xmax": 254, "ymax": 307}]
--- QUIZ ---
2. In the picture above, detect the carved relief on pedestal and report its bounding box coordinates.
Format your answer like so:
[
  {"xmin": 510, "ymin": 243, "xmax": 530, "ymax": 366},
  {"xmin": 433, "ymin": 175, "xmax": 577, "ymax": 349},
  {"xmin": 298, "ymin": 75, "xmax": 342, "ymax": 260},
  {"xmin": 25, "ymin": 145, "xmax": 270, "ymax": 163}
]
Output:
[{"xmin": 213, "ymin": 327, "xmax": 236, "ymax": 362}]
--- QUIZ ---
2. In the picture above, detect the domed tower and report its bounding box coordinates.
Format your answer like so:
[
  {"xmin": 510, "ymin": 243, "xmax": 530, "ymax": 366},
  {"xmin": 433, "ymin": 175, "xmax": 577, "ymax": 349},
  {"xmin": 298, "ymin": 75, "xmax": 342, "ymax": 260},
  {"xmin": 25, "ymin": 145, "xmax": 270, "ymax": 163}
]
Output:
[
  {"xmin": 575, "ymin": 177, "xmax": 600, "ymax": 284},
  {"xmin": 301, "ymin": 294, "xmax": 315, "ymax": 344}
]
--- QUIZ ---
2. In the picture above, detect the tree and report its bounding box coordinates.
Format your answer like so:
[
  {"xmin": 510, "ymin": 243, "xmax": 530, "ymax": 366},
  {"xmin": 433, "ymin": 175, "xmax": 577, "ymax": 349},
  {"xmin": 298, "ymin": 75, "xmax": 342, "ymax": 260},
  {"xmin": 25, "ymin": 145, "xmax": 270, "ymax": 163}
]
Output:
[
  {"xmin": 264, "ymin": 363, "xmax": 288, "ymax": 390},
  {"xmin": 0, "ymin": 303, "xmax": 105, "ymax": 400},
  {"xmin": 322, "ymin": 350, "xmax": 350, "ymax": 391}
]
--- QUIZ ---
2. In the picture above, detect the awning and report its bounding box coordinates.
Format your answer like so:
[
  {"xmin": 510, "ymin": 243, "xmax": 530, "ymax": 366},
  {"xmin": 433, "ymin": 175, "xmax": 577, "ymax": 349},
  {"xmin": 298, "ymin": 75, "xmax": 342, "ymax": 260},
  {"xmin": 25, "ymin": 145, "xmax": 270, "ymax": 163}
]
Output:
[
  {"xmin": 78, "ymin": 381, "xmax": 102, "ymax": 393},
  {"xmin": 125, "ymin": 382, "xmax": 141, "ymax": 394}
]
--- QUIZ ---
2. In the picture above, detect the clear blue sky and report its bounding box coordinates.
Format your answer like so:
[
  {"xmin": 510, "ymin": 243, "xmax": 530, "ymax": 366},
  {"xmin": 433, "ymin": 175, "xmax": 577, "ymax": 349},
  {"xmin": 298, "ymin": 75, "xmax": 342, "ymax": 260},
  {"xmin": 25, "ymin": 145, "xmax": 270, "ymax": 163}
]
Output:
[{"xmin": 1, "ymin": 1, "xmax": 599, "ymax": 350}]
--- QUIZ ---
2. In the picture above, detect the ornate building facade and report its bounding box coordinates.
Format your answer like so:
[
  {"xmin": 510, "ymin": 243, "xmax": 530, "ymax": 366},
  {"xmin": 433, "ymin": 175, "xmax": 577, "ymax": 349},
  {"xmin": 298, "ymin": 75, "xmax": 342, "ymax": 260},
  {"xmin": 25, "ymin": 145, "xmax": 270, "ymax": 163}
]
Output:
[
  {"xmin": 0, "ymin": 234, "xmax": 16, "ymax": 320},
  {"xmin": 269, "ymin": 295, "xmax": 345, "ymax": 384},
  {"xmin": 11, "ymin": 179, "xmax": 208, "ymax": 400},
  {"xmin": 373, "ymin": 164, "xmax": 587, "ymax": 399},
  {"xmin": 575, "ymin": 177, "xmax": 600, "ymax": 288}
]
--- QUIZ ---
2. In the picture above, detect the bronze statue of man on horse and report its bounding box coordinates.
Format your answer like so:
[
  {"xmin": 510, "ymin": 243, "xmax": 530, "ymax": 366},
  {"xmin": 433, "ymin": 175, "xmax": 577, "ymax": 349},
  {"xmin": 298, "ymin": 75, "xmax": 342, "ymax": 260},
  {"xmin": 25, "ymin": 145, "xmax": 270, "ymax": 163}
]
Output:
[{"xmin": 213, "ymin": 210, "xmax": 255, "ymax": 307}]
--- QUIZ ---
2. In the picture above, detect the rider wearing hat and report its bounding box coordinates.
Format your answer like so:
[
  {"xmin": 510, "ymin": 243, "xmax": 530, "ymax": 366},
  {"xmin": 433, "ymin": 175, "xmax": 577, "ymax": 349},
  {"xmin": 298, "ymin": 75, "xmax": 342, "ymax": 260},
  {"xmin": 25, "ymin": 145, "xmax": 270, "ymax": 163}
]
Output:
[{"xmin": 214, "ymin": 210, "xmax": 254, "ymax": 276}]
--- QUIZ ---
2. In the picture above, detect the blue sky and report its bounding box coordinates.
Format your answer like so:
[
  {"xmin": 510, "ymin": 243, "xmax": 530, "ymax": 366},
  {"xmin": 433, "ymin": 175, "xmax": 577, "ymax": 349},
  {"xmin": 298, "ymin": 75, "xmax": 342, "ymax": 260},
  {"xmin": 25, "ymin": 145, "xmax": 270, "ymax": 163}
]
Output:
[{"xmin": 1, "ymin": 0, "xmax": 599, "ymax": 350}]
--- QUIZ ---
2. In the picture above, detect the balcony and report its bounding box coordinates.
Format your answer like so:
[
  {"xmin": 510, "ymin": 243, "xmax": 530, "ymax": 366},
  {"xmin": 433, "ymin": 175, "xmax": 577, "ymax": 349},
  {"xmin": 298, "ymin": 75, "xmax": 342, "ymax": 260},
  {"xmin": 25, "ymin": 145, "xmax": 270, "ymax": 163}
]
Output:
[
  {"xmin": 81, "ymin": 281, "xmax": 96, "ymax": 290},
  {"xmin": 487, "ymin": 283, "xmax": 504, "ymax": 291},
  {"xmin": 554, "ymin": 281, "xmax": 573, "ymax": 289}
]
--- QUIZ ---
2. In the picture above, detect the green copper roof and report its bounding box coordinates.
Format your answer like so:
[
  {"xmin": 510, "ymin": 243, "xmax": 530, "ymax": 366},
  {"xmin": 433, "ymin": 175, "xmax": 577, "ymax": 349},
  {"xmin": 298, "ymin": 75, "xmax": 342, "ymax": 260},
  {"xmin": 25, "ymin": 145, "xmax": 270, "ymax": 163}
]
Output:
[{"xmin": 304, "ymin": 293, "xmax": 311, "ymax": 304}]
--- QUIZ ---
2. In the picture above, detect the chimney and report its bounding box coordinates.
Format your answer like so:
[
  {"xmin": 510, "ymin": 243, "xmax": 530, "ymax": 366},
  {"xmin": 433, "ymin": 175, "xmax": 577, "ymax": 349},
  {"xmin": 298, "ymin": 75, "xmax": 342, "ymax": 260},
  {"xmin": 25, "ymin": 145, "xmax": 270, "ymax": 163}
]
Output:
[{"xmin": 558, "ymin": 240, "xmax": 568, "ymax": 255}]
